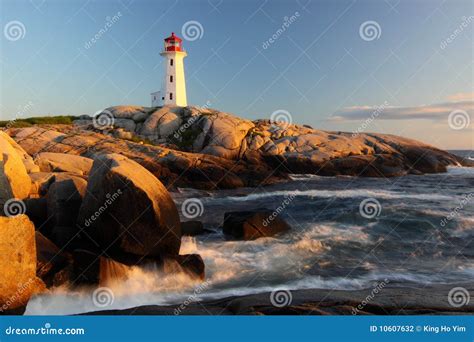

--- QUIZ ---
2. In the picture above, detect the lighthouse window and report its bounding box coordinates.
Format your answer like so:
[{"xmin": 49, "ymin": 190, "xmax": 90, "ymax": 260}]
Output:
[
  {"xmin": 170, "ymin": 59, "xmax": 173, "ymax": 66},
  {"xmin": 170, "ymin": 75, "xmax": 173, "ymax": 83},
  {"xmin": 170, "ymin": 93, "xmax": 173, "ymax": 100}
]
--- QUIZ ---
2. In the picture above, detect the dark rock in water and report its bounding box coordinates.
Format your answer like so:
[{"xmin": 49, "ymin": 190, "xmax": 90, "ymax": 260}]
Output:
[
  {"xmin": 76, "ymin": 153, "xmax": 181, "ymax": 259},
  {"xmin": 181, "ymin": 221, "xmax": 205, "ymax": 236},
  {"xmin": 223, "ymin": 210, "xmax": 290, "ymax": 240},
  {"xmin": 168, "ymin": 254, "xmax": 205, "ymax": 280},
  {"xmin": 36, "ymin": 231, "xmax": 72, "ymax": 287}
]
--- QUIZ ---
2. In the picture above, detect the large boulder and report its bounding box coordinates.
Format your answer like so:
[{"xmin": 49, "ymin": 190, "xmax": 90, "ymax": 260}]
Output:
[
  {"xmin": 106, "ymin": 105, "xmax": 150, "ymax": 119},
  {"xmin": 46, "ymin": 174, "xmax": 87, "ymax": 248},
  {"xmin": 34, "ymin": 152, "xmax": 93, "ymax": 176},
  {"xmin": 0, "ymin": 215, "xmax": 45, "ymax": 314},
  {"xmin": 223, "ymin": 210, "xmax": 291, "ymax": 240},
  {"xmin": 141, "ymin": 106, "xmax": 183, "ymax": 139},
  {"xmin": 76, "ymin": 153, "xmax": 181, "ymax": 261},
  {"xmin": 197, "ymin": 112, "xmax": 254, "ymax": 159},
  {"xmin": 0, "ymin": 132, "xmax": 31, "ymax": 212}
]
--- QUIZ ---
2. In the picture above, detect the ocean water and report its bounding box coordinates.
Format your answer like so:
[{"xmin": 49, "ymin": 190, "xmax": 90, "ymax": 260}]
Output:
[{"xmin": 26, "ymin": 165, "xmax": 474, "ymax": 315}]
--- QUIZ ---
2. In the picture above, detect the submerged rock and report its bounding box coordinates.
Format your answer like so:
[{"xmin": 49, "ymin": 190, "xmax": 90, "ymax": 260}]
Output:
[{"xmin": 223, "ymin": 210, "xmax": 291, "ymax": 240}]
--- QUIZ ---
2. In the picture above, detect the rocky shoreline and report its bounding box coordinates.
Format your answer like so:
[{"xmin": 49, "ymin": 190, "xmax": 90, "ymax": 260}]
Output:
[
  {"xmin": 1, "ymin": 105, "xmax": 472, "ymax": 315},
  {"xmin": 85, "ymin": 283, "xmax": 474, "ymax": 315}
]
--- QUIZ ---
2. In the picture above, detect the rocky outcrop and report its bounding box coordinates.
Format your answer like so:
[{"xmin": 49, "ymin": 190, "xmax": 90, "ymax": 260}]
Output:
[
  {"xmin": 69, "ymin": 105, "xmax": 465, "ymax": 179},
  {"xmin": 86, "ymin": 283, "xmax": 474, "ymax": 315},
  {"xmin": 223, "ymin": 210, "xmax": 291, "ymax": 240},
  {"xmin": 0, "ymin": 132, "xmax": 31, "ymax": 212},
  {"xmin": 34, "ymin": 152, "xmax": 93, "ymax": 175},
  {"xmin": 0, "ymin": 215, "xmax": 45, "ymax": 314},
  {"xmin": 76, "ymin": 153, "xmax": 181, "ymax": 261},
  {"xmin": 7, "ymin": 126, "xmax": 282, "ymax": 190}
]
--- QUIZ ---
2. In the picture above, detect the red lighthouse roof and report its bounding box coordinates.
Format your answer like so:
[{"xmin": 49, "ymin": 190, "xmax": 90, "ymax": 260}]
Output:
[
  {"xmin": 163, "ymin": 32, "xmax": 183, "ymax": 52},
  {"xmin": 164, "ymin": 32, "xmax": 182, "ymax": 42}
]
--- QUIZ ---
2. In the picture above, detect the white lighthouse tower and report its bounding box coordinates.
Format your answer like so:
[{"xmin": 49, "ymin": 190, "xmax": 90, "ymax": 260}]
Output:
[{"xmin": 151, "ymin": 32, "xmax": 188, "ymax": 107}]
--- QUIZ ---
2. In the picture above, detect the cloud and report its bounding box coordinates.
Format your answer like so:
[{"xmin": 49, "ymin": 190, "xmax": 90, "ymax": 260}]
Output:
[
  {"xmin": 447, "ymin": 92, "xmax": 474, "ymax": 102},
  {"xmin": 331, "ymin": 99, "xmax": 474, "ymax": 122}
]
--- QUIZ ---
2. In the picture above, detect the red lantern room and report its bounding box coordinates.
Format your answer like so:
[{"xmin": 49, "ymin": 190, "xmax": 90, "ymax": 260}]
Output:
[{"xmin": 164, "ymin": 32, "xmax": 183, "ymax": 52}]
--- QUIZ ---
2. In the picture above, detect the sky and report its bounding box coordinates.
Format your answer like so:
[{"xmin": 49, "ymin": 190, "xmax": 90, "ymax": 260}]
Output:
[{"xmin": 0, "ymin": 0, "xmax": 473, "ymax": 149}]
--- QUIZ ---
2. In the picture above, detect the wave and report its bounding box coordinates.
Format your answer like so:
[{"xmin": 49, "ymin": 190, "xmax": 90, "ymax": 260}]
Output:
[{"xmin": 219, "ymin": 188, "xmax": 452, "ymax": 202}]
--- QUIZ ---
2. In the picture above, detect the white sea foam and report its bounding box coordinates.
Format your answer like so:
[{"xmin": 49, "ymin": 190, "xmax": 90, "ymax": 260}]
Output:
[{"xmin": 219, "ymin": 188, "xmax": 452, "ymax": 202}]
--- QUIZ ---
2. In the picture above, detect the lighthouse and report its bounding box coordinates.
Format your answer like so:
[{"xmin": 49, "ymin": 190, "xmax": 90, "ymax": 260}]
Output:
[{"xmin": 151, "ymin": 32, "xmax": 188, "ymax": 107}]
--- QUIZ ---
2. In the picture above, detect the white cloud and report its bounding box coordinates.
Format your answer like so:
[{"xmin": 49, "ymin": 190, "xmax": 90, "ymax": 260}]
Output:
[{"xmin": 331, "ymin": 99, "xmax": 474, "ymax": 122}]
